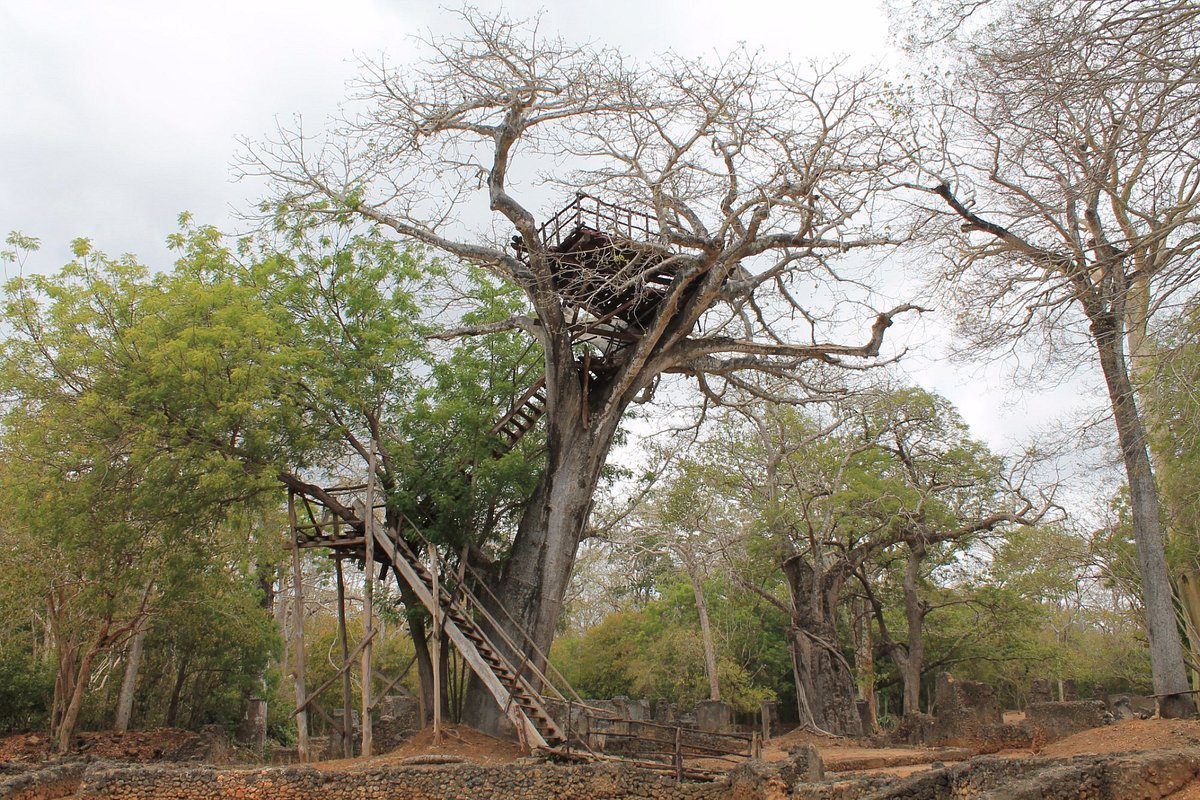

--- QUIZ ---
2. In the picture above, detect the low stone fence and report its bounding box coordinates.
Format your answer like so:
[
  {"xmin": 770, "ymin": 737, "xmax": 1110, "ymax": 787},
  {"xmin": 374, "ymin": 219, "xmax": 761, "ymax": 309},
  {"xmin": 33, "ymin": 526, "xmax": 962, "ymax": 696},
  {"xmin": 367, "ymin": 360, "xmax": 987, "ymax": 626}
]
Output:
[
  {"xmin": 68, "ymin": 760, "xmax": 734, "ymax": 800},
  {"xmin": 0, "ymin": 760, "xmax": 87, "ymax": 800}
]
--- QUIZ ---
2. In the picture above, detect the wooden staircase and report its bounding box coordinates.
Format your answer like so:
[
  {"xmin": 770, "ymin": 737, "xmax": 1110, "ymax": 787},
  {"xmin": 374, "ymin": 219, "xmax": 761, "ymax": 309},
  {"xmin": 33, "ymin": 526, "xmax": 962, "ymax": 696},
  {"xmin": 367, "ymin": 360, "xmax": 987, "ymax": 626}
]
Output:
[
  {"xmin": 490, "ymin": 375, "xmax": 547, "ymax": 454},
  {"xmin": 375, "ymin": 525, "xmax": 566, "ymax": 749},
  {"xmin": 292, "ymin": 492, "xmax": 566, "ymax": 750}
]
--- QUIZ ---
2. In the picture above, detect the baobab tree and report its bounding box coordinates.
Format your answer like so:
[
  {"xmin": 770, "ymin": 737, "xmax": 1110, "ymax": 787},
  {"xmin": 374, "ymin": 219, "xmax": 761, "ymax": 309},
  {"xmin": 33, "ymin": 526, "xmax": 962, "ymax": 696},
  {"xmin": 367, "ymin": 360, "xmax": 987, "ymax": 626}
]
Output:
[
  {"xmin": 902, "ymin": 0, "xmax": 1200, "ymax": 716},
  {"xmin": 244, "ymin": 11, "xmax": 918, "ymax": 731}
]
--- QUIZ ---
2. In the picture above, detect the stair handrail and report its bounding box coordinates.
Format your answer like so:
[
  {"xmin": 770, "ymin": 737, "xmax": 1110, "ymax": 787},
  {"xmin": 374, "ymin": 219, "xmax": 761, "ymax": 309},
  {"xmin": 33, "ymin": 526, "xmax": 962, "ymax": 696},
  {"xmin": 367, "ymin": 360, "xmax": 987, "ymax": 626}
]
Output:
[
  {"xmin": 392, "ymin": 512, "xmax": 608, "ymax": 717},
  {"xmin": 396, "ymin": 513, "xmax": 614, "ymax": 719},
  {"xmin": 392, "ymin": 515, "xmax": 567, "ymax": 705}
]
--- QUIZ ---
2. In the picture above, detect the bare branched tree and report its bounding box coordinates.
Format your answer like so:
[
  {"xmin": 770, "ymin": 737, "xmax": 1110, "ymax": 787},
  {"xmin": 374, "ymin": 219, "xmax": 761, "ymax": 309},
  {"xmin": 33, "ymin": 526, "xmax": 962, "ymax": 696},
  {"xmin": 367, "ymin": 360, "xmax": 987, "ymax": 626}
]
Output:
[
  {"xmin": 902, "ymin": 0, "xmax": 1200, "ymax": 716},
  {"xmin": 242, "ymin": 10, "xmax": 919, "ymax": 731}
]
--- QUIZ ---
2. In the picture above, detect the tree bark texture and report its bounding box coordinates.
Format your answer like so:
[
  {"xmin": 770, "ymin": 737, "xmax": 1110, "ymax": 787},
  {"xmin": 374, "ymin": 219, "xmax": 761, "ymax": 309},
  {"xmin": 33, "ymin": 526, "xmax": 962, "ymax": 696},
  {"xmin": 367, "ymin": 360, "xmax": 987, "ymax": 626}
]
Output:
[
  {"xmin": 463, "ymin": 356, "xmax": 628, "ymax": 734},
  {"xmin": 1092, "ymin": 314, "xmax": 1193, "ymax": 717},
  {"xmin": 782, "ymin": 554, "xmax": 863, "ymax": 736},
  {"xmin": 901, "ymin": 542, "xmax": 926, "ymax": 717}
]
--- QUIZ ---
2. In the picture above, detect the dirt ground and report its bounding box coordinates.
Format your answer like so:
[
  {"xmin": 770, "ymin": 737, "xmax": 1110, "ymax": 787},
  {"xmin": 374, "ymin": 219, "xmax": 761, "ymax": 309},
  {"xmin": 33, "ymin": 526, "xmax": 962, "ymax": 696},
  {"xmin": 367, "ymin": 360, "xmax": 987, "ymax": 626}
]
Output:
[
  {"xmin": 310, "ymin": 723, "xmax": 524, "ymax": 769},
  {"xmin": 752, "ymin": 717, "xmax": 1200, "ymax": 782},
  {"xmin": 764, "ymin": 726, "xmax": 971, "ymax": 777},
  {"xmin": 6, "ymin": 716, "xmax": 1200, "ymax": 794},
  {"xmin": 0, "ymin": 728, "xmax": 205, "ymax": 764},
  {"xmin": 1035, "ymin": 717, "xmax": 1200, "ymax": 757}
]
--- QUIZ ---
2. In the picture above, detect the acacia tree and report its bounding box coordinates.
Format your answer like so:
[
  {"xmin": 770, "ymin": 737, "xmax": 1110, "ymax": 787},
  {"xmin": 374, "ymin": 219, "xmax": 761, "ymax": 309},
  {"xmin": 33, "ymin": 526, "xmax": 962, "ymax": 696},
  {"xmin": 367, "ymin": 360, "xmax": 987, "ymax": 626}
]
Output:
[
  {"xmin": 245, "ymin": 11, "xmax": 917, "ymax": 732},
  {"xmin": 902, "ymin": 0, "xmax": 1200, "ymax": 715}
]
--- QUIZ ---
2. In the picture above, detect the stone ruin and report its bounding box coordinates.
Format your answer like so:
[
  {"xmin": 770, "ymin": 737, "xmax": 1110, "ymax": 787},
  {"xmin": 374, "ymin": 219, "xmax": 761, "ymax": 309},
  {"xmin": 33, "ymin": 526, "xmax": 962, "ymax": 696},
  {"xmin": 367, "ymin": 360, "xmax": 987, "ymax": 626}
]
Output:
[{"xmin": 894, "ymin": 673, "xmax": 1114, "ymax": 752}]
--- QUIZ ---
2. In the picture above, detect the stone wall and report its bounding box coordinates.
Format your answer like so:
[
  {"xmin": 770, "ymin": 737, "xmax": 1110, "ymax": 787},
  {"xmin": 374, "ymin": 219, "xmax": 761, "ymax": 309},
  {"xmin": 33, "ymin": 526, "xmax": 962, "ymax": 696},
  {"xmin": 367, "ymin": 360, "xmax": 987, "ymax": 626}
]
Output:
[
  {"xmin": 0, "ymin": 760, "xmax": 86, "ymax": 800},
  {"xmin": 1026, "ymin": 700, "xmax": 1110, "ymax": 743},
  {"xmin": 69, "ymin": 760, "xmax": 735, "ymax": 800},
  {"xmin": 831, "ymin": 749, "xmax": 1200, "ymax": 800},
  {"xmin": 891, "ymin": 674, "xmax": 1111, "ymax": 752},
  {"xmin": 922, "ymin": 673, "xmax": 1015, "ymax": 751}
]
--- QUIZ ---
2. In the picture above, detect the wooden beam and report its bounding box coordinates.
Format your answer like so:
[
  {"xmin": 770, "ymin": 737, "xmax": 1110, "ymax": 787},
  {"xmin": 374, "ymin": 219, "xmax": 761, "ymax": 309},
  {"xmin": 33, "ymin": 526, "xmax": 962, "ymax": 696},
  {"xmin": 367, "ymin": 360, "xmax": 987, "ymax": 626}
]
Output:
[
  {"xmin": 430, "ymin": 542, "xmax": 442, "ymax": 745},
  {"xmin": 292, "ymin": 629, "xmax": 377, "ymax": 716}
]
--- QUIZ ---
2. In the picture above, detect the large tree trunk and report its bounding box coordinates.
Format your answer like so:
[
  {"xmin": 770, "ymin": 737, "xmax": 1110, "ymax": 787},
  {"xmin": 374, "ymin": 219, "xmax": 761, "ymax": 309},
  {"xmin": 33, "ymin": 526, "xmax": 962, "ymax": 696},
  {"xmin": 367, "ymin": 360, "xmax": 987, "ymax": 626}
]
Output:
[
  {"xmin": 1092, "ymin": 314, "xmax": 1193, "ymax": 717},
  {"xmin": 782, "ymin": 555, "xmax": 863, "ymax": 736},
  {"xmin": 901, "ymin": 542, "xmax": 926, "ymax": 717},
  {"xmin": 462, "ymin": 359, "xmax": 626, "ymax": 735}
]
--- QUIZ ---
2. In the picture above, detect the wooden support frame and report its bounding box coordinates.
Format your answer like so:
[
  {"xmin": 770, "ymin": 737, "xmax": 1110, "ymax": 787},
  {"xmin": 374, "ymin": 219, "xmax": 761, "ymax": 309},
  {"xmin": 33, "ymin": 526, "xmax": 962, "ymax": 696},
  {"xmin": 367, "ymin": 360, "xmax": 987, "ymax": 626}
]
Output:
[{"xmin": 429, "ymin": 541, "xmax": 443, "ymax": 745}]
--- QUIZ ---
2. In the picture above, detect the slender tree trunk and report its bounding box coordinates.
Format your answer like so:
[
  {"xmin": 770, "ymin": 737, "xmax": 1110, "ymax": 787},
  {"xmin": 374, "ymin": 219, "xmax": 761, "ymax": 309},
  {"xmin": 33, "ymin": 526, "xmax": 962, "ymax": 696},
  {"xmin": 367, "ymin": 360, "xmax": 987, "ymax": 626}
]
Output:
[
  {"xmin": 55, "ymin": 633, "xmax": 106, "ymax": 754},
  {"xmin": 396, "ymin": 579, "xmax": 436, "ymax": 724},
  {"xmin": 166, "ymin": 655, "xmax": 190, "ymax": 728},
  {"xmin": 682, "ymin": 556, "xmax": 721, "ymax": 701},
  {"xmin": 238, "ymin": 568, "xmax": 274, "ymax": 751},
  {"xmin": 851, "ymin": 597, "xmax": 878, "ymax": 732},
  {"xmin": 50, "ymin": 638, "xmax": 77, "ymax": 740},
  {"xmin": 1092, "ymin": 315, "xmax": 1193, "ymax": 717},
  {"xmin": 437, "ymin": 629, "xmax": 452, "ymax": 717},
  {"xmin": 114, "ymin": 617, "xmax": 149, "ymax": 732}
]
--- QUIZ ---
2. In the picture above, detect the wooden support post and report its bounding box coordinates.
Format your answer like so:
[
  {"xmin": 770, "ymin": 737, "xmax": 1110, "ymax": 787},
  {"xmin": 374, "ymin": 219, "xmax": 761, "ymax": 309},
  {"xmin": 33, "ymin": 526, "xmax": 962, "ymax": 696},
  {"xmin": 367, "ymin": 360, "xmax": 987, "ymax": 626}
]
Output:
[
  {"xmin": 565, "ymin": 700, "xmax": 572, "ymax": 757},
  {"xmin": 429, "ymin": 542, "xmax": 442, "ymax": 745},
  {"xmin": 674, "ymin": 725, "xmax": 683, "ymax": 783},
  {"xmin": 334, "ymin": 555, "xmax": 354, "ymax": 758},
  {"xmin": 288, "ymin": 490, "xmax": 310, "ymax": 763},
  {"xmin": 361, "ymin": 445, "xmax": 376, "ymax": 758}
]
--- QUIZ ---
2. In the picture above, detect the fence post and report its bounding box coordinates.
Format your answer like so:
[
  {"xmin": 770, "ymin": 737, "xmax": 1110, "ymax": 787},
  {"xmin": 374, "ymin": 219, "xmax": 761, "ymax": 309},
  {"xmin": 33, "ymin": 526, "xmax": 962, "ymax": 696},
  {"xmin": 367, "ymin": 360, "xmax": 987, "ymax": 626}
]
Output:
[
  {"xmin": 674, "ymin": 725, "xmax": 683, "ymax": 782},
  {"xmin": 566, "ymin": 700, "xmax": 572, "ymax": 757}
]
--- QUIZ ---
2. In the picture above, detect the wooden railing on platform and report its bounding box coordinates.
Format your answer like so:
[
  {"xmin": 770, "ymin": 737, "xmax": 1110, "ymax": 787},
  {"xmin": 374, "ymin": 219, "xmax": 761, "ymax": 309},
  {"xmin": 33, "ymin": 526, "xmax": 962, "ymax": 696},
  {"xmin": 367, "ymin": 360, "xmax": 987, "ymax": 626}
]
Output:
[{"xmin": 538, "ymin": 193, "xmax": 660, "ymax": 250}]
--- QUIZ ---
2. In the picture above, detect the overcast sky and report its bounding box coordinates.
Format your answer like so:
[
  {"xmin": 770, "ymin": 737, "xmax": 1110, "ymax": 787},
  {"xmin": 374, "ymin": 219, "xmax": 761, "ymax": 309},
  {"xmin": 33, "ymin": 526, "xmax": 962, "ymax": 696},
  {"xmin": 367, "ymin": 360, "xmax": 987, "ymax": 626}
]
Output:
[{"xmin": 0, "ymin": 0, "xmax": 1114, "ymax": 506}]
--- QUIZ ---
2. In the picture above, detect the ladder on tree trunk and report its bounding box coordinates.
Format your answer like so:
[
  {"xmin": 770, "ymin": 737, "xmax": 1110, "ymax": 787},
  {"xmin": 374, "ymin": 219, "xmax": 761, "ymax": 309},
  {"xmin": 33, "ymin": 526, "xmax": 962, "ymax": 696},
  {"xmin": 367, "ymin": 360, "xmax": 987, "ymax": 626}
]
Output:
[{"xmin": 490, "ymin": 374, "xmax": 548, "ymax": 453}]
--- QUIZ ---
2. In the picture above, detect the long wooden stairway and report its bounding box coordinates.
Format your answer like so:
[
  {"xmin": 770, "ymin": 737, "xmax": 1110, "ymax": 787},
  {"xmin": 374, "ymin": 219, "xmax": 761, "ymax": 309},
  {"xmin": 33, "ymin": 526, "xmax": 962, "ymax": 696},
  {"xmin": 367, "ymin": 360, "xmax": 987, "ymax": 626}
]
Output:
[
  {"xmin": 291, "ymin": 489, "xmax": 566, "ymax": 751},
  {"xmin": 373, "ymin": 522, "xmax": 567, "ymax": 750}
]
